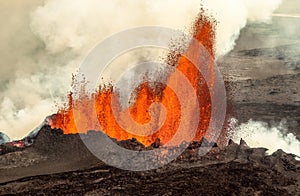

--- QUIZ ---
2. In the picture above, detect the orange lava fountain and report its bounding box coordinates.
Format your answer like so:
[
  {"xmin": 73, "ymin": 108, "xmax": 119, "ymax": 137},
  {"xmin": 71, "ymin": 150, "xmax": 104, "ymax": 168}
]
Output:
[{"xmin": 49, "ymin": 13, "xmax": 216, "ymax": 147}]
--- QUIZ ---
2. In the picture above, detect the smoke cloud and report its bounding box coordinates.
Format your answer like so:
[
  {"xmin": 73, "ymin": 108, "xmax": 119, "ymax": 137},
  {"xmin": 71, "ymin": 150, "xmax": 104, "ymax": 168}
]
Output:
[{"xmin": 1, "ymin": 0, "xmax": 283, "ymax": 139}]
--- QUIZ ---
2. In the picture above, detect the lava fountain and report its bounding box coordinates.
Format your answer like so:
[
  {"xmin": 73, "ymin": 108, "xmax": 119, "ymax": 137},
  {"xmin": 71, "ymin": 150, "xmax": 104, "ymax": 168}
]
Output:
[{"xmin": 49, "ymin": 13, "xmax": 218, "ymax": 147}]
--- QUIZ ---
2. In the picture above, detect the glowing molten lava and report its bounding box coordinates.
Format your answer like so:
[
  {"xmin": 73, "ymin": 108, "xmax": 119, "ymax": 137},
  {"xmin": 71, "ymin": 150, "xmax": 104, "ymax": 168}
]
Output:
[{"xmin": 49, "ymin": 14, "xmax": 216, "ymax": 147}]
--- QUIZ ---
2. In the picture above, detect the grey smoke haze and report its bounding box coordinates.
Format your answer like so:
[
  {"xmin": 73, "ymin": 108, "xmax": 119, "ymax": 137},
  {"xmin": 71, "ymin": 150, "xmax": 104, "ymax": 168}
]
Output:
[
  {"xmin": 0, "ymin": 0, "xmax": 77, "ymax": 139},
  {"xmin": 0, "ymin": 0, "xmax": 287, "ymax": 140}
]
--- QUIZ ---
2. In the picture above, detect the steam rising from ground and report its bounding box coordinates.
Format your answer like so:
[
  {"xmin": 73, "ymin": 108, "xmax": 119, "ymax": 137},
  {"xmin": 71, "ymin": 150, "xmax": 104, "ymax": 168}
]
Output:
[
  {"xmin": 0, "ymin": 0, "xmax": 284, "ymax": 140},
  {"xmin": 228, "ymin": 118, "xmax": 300, "ymax": 158}
]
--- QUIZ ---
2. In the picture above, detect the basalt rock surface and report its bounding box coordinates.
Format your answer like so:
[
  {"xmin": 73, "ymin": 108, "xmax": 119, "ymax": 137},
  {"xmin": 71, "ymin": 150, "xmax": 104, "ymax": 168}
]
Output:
[{"xmin": 0, "ymin": 125, "xmax": 299, "ymax": 195}]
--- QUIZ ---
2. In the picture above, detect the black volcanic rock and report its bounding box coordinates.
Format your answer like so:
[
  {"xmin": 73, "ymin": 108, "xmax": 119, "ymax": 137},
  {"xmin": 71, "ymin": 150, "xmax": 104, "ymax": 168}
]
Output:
[
  {"xmin": 0, "ymin": 139, "xmax": 299, "ymax": 195},
  {"xmin": 150, "ymin": 138, "xmax": 161, "ymax": 148},
  {"xmin": 187, "ymin": 138, "xmax": 218, "ymax": 151},
  {"xmin": 30, "ymin": 125, "xmax": 93, "ymax": 159},
  {"xmin": 239, "ymin": 138, "xmax": 248, "ymax": 147},
  {"xmin": 1, "ymin": 126, "xmax": 299, "ymax": 195},
  {"xmin": 31, "ymin": 125, "xmax": 64, "ymax": 154},
  {"xmin": 117, "ymin": 138, "xmax": 146, "ymax": 151},
  {"xmin": 0, "ymin": 144, "xmax": 21, "ymax": 155}
]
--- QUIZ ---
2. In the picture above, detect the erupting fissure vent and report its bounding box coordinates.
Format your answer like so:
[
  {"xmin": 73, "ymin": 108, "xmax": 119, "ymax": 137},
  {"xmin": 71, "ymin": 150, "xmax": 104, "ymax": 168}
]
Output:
[{"xmin": 49, "ymin": 13, "xmax": 216, "ymax": 147}]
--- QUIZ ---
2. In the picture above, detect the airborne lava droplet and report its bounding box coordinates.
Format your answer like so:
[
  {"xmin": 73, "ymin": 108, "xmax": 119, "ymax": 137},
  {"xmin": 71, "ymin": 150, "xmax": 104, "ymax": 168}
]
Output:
[{"xmin": 49, "ymin": 12, "xmax": 216, "ymax": 147}]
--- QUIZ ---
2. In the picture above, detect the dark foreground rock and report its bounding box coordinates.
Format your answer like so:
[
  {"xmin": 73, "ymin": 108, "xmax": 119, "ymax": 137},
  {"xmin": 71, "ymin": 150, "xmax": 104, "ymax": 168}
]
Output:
[{"xmin": 0, "ymin": 126, "xmax": 299, "ymax": 195}]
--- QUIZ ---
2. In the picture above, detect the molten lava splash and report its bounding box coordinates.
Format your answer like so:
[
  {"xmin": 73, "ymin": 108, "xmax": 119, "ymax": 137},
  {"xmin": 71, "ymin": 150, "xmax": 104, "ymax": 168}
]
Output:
[{"xmin": 49, "ymin": 13, "xmax": 216, "ymax": 147}]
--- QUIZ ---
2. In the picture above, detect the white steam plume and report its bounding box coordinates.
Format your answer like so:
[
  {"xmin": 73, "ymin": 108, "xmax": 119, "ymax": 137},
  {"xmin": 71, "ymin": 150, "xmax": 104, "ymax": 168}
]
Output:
[
  {"xmin": 1, "ymin": 0, "xmax": 283, "ymax": 140},
  {"xmin": 201, "ymin": 0, "xmax": 282, "ymax": 55},
  {"xmin": 228, "ymin": 118, "xmax": 300, "ymax": 158},
  {"xmin": 30, "ymin": 0, "xmax": 283, "ymax": 56}
]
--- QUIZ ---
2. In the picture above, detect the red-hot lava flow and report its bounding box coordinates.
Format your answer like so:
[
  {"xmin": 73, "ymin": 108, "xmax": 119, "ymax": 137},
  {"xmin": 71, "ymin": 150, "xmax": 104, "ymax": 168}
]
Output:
[{"xmin": 49, "ymin": 13, "xmax": 216, "ymax": 147}]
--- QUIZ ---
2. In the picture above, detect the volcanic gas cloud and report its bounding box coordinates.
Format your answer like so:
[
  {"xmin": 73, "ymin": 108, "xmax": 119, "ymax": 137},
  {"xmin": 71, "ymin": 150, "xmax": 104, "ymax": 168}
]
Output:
[{"xmin": 49, "ymin": 13, "xmax": 220, "ymax": 147}]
